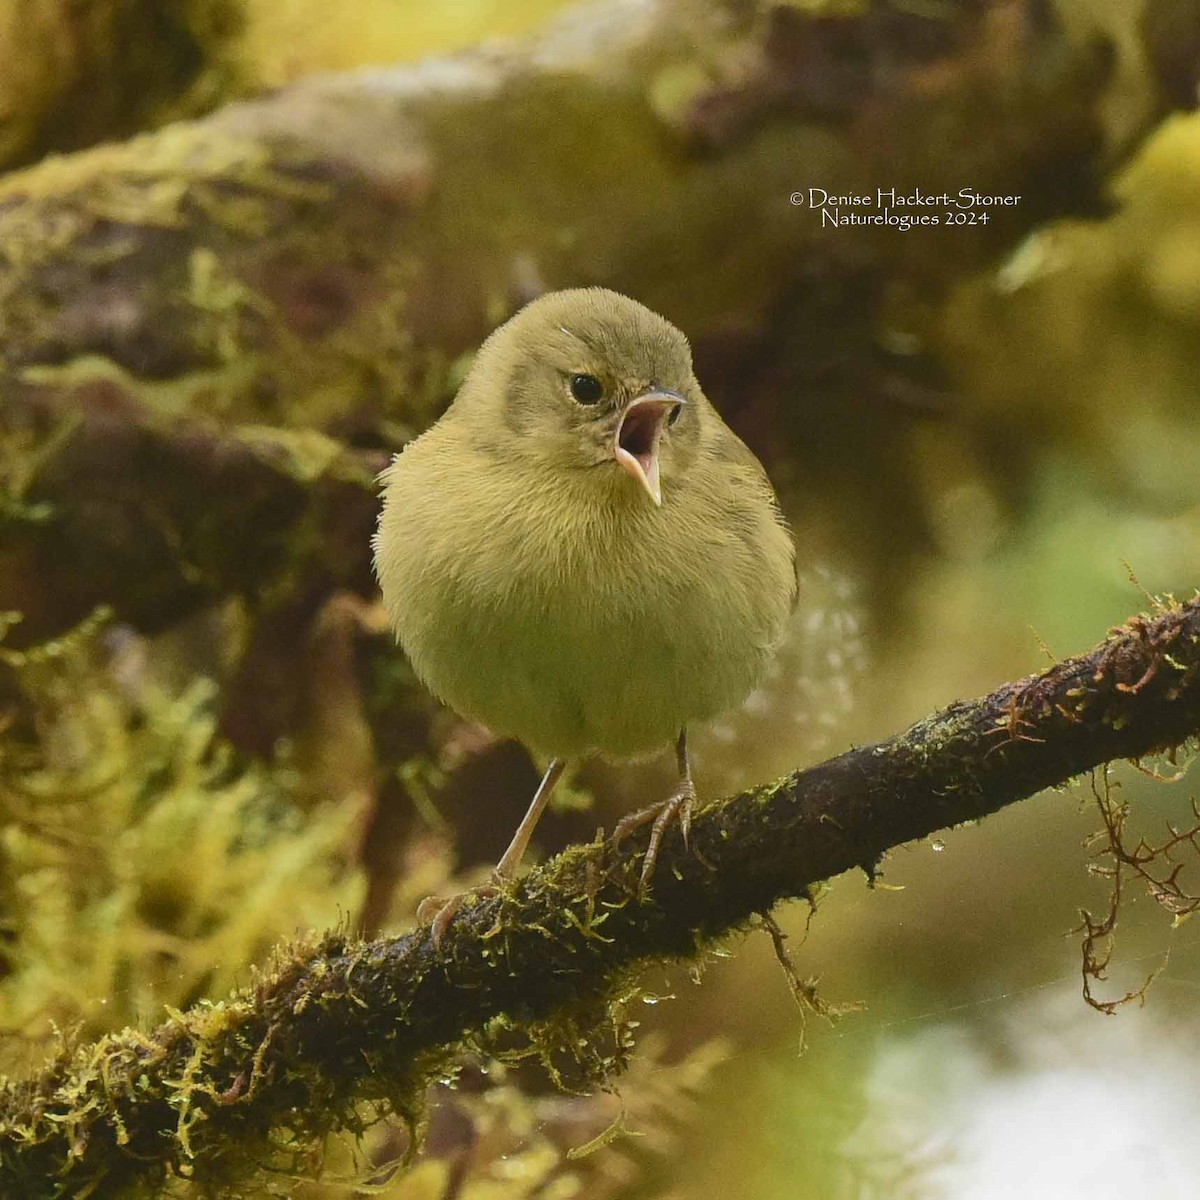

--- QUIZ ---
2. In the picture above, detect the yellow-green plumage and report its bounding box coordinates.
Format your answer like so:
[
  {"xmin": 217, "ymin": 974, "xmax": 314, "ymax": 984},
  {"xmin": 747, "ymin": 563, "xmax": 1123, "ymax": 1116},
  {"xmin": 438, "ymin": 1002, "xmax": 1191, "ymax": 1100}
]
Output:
[{"xmin": 373, "ymin": 288, "xmax": 795, "ymax": 762}]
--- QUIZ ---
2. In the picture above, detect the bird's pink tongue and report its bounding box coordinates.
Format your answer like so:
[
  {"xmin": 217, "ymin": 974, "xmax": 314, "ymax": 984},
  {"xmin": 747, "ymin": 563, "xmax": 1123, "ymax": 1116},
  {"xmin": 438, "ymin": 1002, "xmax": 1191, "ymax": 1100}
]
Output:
[
  {"xmin": 620, "ymin": 409, "xmax": 659, "ymax": 476},
  {"xmin": 615, "ymin": 398, "xmax": 674, "ymax": 506}
]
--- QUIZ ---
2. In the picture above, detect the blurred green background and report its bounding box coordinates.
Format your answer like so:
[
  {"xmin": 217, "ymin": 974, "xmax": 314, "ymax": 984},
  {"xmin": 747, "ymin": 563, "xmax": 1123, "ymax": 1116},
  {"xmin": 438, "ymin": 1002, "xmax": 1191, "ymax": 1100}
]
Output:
[{"xmin": 2, "ymin": 1, "xmax": 1199, "ymax": 1197}]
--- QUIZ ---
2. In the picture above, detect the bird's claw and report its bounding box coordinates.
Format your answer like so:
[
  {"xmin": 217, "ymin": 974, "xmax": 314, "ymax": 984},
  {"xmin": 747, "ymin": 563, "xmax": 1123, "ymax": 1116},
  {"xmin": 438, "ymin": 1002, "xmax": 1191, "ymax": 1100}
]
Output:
[
  {"xmin": 613, "ymin": 779, "xmax": 697, "ymax": 896},
  {"xmin": 417, "ymin": 876, "xmax": 504, "ymax": 945}
]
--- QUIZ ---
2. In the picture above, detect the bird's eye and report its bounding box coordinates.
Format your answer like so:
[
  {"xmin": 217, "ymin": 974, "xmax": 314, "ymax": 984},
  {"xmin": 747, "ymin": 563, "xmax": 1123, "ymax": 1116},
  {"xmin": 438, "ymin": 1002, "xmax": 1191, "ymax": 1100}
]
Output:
[
  {"xmin": 667, "ymin": 403, "xmax": 683, "ymax": 426},
  {"xmin": 569, "ymin": 373, "xmax": 604, "ymax": 405}
]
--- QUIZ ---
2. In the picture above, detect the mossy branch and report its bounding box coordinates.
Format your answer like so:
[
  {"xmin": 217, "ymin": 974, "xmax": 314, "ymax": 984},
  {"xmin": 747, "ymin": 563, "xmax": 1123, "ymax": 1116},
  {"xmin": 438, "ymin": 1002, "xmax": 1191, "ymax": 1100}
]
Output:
[{"xmin": 2, "ymin": 595, "xmax": 1198, "ymax": 1197}]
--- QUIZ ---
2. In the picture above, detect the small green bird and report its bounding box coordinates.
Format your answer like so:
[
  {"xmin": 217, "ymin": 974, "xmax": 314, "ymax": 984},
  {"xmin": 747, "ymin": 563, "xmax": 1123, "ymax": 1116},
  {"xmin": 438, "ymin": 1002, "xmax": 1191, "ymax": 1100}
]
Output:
[{"xmin": 374, "ymin": 288, "xmax": 795, "ymax": 936}]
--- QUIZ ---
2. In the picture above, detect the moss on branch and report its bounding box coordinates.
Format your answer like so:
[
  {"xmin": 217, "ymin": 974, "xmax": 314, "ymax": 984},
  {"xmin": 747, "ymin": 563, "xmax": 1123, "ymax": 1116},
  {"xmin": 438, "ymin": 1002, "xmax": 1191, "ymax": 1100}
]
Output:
[{"xmin": 1, "ymin": 594, "xmax": 1198, "ymax": 1197}]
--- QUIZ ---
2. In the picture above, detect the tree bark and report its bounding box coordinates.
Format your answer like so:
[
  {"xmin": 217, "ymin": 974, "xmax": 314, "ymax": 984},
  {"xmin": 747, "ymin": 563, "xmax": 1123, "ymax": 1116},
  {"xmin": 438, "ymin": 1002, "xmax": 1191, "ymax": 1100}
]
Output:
[{"xmin": 1, "ymin": 595, "xmax": 1197, "ymax": 1198}]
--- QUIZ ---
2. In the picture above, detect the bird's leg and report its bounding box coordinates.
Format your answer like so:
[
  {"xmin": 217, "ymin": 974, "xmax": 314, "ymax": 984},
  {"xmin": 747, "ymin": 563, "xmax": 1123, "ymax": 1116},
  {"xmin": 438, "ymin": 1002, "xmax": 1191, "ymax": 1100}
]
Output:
[
  {"xmin": 494, "ymin": 757, "xmax": 567, "ymax": 880},
  {"xmin": 419, "ymin": 757, "xmax": 567, "ymax": 943},
  {"xmin": 613, "ymin": 729, "xmax": 697, "ymax": 894}
]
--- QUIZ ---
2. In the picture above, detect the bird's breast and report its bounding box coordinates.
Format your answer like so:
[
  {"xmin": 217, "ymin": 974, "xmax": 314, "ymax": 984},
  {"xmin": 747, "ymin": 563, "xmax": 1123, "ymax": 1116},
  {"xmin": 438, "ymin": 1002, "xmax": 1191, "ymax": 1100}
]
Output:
[{"xmin": 376, "ymin": 439, "xmax": 792, "ymax": 759}]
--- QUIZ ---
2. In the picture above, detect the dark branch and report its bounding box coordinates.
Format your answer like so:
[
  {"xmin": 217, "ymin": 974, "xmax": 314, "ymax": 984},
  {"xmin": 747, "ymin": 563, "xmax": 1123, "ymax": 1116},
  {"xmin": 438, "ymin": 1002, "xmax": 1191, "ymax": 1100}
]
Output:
[{"xmin": 2, "ymin": 595, "xmax": 1198, "ymax": 1197}]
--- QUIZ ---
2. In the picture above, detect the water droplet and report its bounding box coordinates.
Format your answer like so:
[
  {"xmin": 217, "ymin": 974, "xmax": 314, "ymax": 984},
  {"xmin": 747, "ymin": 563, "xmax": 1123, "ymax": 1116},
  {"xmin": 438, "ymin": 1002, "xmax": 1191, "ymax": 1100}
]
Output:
[{"xmin": 930, "ymin": 838, "xmax": 946, "ymax": 853}]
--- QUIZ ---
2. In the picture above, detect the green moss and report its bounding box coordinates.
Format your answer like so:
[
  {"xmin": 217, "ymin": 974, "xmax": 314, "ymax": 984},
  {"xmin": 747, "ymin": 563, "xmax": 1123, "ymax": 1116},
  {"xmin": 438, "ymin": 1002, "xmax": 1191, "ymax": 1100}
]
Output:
[
  {"xmin": 20, "ymin": 355, "xmax": 260, "ymax": 420},
  {"xmin": 0, "ymin": 611, "xmax": 364, "ymax": 1069},
  {"xmin": 0, "ymin": 116, "xmax": 436, "ymax": 437}
]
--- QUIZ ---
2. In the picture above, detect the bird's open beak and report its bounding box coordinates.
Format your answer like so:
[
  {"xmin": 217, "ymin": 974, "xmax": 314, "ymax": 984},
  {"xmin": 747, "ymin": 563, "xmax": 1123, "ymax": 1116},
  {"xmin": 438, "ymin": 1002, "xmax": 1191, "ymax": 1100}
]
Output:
[{"xmin": 614, "ymin": 391, "xmax": 686, "ymax": 506}]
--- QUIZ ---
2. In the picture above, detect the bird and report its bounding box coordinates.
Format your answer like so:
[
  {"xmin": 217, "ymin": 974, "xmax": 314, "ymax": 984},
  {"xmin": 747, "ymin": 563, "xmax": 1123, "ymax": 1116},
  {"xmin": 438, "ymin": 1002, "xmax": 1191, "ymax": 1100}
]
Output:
[{"xmin": 373, "ymin": 287, "xmax": 796, "ymax": 939}]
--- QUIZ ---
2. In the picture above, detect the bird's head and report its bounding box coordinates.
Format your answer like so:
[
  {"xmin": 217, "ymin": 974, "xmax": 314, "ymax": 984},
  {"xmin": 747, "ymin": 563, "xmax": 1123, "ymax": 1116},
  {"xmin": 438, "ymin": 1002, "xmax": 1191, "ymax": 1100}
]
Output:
[{"xmin": 459, "ymin": 288, "xmax": 703, "ymax": 506}]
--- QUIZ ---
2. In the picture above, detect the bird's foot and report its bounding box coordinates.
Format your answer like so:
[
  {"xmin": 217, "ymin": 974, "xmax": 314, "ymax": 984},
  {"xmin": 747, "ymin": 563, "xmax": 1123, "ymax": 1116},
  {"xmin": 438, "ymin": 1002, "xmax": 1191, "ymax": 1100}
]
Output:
[
  {"xmin": 417, "ymin": 875, "xmax": 505, "ymax": 945},
  {"xmin": 613, "ymin": 778, "xmax": 697, "ymax": 896}
]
